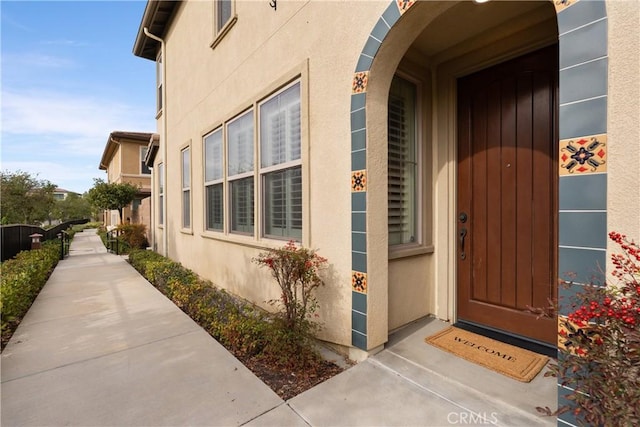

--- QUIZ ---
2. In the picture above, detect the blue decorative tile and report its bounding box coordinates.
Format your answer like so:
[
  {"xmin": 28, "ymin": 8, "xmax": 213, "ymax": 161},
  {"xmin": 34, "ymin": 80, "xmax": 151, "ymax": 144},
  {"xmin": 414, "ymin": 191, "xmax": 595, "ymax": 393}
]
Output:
[
  {"xmin": 558, "ymin": 247, "xmax": 606, "ymax": 285},
  {"xmin": 362, "ymin": 36, "xmax": 381, "ymax": 58},
  {"xmin": 351, "ymin": 212, "xmax": 366, "ymax": 232},
  {"xmin": 559, "ymin": 211, "xmax": 607, "ymax": 248},
  {"xmin": 370, "ymin": 18, "xmax": 391, "ymax": 42},
  {"xmin": 351, "ymin": 150, "xmax": 366, "ymax": 171},
  {"xmin": 352, "ymin": 251, "xmax": 367, "ymax": 273},
  {"xmin": 381, "ymin": 2, "xmax": 401, "ymax": 28},
  {"xmin": 557, "ymin": 0, "xmax": 606, "ymax": 35},
  {"xmin": 355, "ymin": 54, "xmax": 373, "ymax": 73},
  {"xmin": 352, "ymin": 330, "xmax": 367, "ymax": 350},
  {"xmin": 559, "ymin": 134, "xmax": 607, "ymax": 175},
  {"xmin": 559, "ymin": 97, "xmax": 607, "ymax": 140},
  {"xmin": 353, "ymin": 291, "xmax": 367, "ymax": 313},
  {"xmin": 350, "ymin": 108, "xmax": 366, "ymax": 132},
  {"xmin": 351, "ymin": 191, "xmax": 366, "ymax": 212},
  {"xmin": 352, "ymin": 311, "xmax": 367, "ymax": 334},
  {"xmin": 559, "ymin": 174, "xmax": 607, "ymax": 211},
  {"xmin": 560, "ymin": 58, "xmax": 607, "ymax": 105},
  {"xmin": 559, "ymin": 18, "xmax": 607, "ymax": 69},
  {"xmin": 558, "ymin": 385, "xmax": 581, "ymax": 426},
  {"xmin": 351, "ymin": 129, "xmax": 366, "ymax": 151},
  {"xmin": 351, "ymin": 93, "xmax": 366, "ymax": 112},
  {"xmin": 558, "ymin": 282, "xmax": 594, "ymax": 316},
  {"xmin": 352, "ymin": 231, "xmax": 366, "ymax": 253}
]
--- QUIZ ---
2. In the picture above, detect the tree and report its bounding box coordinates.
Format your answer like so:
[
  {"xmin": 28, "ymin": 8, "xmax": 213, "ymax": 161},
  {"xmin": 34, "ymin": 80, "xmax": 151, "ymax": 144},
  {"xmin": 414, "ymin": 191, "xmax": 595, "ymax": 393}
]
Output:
[
  {"xmin": 0, "ymin": 170, "xmax": 56, "ymax": 225},
  {"xmin": 54, "ymin": 192, "xmax": 93, "ymax": 222},
  {"xmin": 86, "ymin": 179, "xmax": 140, "ymax": 222}
]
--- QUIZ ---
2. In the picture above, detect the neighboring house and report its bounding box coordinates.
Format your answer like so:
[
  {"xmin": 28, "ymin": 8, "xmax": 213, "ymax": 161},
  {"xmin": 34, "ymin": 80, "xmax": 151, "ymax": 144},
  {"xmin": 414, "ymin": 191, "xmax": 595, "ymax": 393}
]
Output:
[
  {"xmin": 133, "ymin": 0, "xmax": 638, "ymax": 377},
  {"xmin": 98, "ymin": 131, "xmax": 154, "ymax": 231},
  {"xmin": 53, "ymin": 188, "xmax": 72, "ymax": 201}
]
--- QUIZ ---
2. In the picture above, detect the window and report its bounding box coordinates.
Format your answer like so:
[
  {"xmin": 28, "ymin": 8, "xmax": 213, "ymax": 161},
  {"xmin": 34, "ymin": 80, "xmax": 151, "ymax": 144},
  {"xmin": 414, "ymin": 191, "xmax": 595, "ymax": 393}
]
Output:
[
  {"xmin": 158, "ymin": 163, "xmax": 164, "ymax": 225},
  {"xmin": 204, "ymin": 128, "xmax": 224, "ymax": 231},
  {"xmin": 156, "ymin": 53, "xmax": 163, "ymax": 113},
  {"xmin": 216, "ymin": 0, "xmax": 232, "ymax": 33},
  {"xmin": 388, "ymin": 75, "xmax": 419, "ymax": 246},
  {"xmin": 181, "ymin": 148, "xmax": 191, "ymax": 229},
  {"xmin": 259, "ymin": 82, "xmax": 302, "ymax": 240},
  {"xmin": 227, "ymin": 110, "xmax": 254, "ymax": 234},
  {"xmin": 140, "ymin": 147, "xmax": 151, "ymax": 175}
]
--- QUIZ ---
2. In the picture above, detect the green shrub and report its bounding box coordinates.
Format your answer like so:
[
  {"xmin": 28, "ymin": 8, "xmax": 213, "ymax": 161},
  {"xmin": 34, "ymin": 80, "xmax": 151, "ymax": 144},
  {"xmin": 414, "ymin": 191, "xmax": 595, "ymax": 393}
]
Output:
[
  {"xmin": 127, "ymin": 248, "xmax": 323, "ymax": 369},
  {"xmin": 1, "ymin": 241, "xmax": 60, "ymax": 349}
]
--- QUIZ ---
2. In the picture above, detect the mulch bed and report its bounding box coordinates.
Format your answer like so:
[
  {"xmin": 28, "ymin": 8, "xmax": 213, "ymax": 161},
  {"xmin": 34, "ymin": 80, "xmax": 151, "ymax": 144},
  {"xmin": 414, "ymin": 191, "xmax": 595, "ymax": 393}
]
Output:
[{"xmin": 236, "ymin": 354, "xmax": 346, "ymax": 400}]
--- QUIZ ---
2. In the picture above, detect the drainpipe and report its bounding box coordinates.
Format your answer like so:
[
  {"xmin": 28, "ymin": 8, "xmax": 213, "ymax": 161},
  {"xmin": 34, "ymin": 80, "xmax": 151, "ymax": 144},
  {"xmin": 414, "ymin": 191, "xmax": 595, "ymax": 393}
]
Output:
[{"xmin": 144, "ymin": 27, "xmax": 168, "ymax": 257}]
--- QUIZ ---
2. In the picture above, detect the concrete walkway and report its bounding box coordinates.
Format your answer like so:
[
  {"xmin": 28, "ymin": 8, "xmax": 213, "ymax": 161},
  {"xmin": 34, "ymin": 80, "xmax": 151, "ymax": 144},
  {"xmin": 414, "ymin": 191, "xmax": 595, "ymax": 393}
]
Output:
[{"xmin": 1, "ymin": 230, "xmax": 556, "ymax": 426}]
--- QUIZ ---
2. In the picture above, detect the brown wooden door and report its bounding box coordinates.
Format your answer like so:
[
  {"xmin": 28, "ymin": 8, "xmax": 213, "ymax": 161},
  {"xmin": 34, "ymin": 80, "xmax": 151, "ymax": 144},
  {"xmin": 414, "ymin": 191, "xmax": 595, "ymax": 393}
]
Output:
[{"xmin": 456, "ymin": 45, "xmax": 558, "ymax": 345}]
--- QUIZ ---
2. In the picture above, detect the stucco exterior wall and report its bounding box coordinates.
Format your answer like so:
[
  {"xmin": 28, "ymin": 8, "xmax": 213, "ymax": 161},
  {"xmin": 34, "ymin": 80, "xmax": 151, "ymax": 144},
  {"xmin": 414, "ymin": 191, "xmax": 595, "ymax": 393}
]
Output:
[
  {"xmin": 607, "ymin": 1, "xmax": 640, "ymax": 246},
  {"xmin": 146, "ymin": 0, "xmax": 638, "ymax": 353},
  {"xmin": 157, "ymin": 1, "xmax": 389, "ymax": 347}
]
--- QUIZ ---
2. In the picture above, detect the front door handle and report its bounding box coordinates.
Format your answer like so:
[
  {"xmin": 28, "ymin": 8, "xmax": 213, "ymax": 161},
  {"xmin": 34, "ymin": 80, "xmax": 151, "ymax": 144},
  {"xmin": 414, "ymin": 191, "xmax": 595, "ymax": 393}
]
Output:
[{"xmin": 459, "ymin": 227, "xmax": 467, "ymax": 260}]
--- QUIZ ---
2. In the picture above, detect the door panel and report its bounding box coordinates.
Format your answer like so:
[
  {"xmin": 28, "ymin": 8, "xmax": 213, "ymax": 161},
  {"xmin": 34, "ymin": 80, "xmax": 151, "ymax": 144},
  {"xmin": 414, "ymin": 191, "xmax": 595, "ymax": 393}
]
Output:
[{"xmin": 457, "ymin": 45, "xmax": 558, "ymax": 345}]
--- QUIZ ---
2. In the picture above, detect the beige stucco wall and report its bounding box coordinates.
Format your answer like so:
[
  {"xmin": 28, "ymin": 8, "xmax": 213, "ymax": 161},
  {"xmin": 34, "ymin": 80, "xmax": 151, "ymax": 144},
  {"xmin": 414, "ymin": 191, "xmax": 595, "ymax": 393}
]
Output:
[
  {"xmin": 607, "ymin": 1, "xmax": 640, "ymax": 249},
  {"xmin": 148, "ymin": 0, "xmax": 639, "ymax": 353},
  {"xmin": 155, "ymin": 1, "xmax": 390, "ymax": 348}
]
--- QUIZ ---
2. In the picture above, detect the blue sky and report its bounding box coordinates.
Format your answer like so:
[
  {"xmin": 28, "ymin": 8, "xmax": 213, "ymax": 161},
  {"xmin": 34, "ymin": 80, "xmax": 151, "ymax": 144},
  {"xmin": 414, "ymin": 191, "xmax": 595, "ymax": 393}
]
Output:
[{"xmin": 1, "ymin": 0, "xmax": 156, "ymax": 194}]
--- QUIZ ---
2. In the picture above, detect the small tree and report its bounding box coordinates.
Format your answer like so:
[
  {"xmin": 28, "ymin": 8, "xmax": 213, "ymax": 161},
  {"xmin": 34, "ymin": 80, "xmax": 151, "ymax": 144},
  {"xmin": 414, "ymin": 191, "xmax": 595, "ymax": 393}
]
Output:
[
  {"xmin": 86, "ymin": 178, "xmax": 139, "ymax": 222},
  {"xmin": 253, "ymin": 241, "xmax": 327, "ymax": 333},
  {"xmin": 0, "ymin": 170, "xmax": 56, "ymax": 225},
  {"xmin": 54, "ymin": 192, "xmax": 93, "ymax": 222}
]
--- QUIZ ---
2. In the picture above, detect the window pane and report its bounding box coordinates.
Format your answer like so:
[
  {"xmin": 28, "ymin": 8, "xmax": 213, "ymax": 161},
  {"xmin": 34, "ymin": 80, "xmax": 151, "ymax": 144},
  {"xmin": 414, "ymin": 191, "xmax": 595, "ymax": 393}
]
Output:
[
  {"xmin": 264, "ymin": 167, "xmax": 302, "ymax": 239},
  {"xmin": 217, "ymin": 0, "xmax": 232, "ymax": 31},
  {"xmin": 388, "ymin": 75, "xmax": 417, "ymax": 246},
  {"xmin": 228, "ymin": 110, "xmax": 254, "ymax": 176},
  {"xmin": 205, "ymin": 129, "xmax": 223, "ymax": 182},
  {"xmin": 206, "ymin": 184, "xmax": 224, "ymax": 231},
  {"xmin": 231, "ymin": 177, "xmax": 254, "ymax": 234},
  {"xmin": 182, "ymin": 148, "xmax": 190, "ymax": 188},
  {"xmin": 158, "ymin": 163, "xmax": 164, "ymax": 225},
  {"xmin": 260, "ymin": 83, "xmax": 301, "ymax": 168},
  {"xmin": 183, "ymin": 190, "xmax": 191, "ymax": 228},
  {"xmin": 141, "ymin": 147, "xmax": 151, "ymax": 175}
]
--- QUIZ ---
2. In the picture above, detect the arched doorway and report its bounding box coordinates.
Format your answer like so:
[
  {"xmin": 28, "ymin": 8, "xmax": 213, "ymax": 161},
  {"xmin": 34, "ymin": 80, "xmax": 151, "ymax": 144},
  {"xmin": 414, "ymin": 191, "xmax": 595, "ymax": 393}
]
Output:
[{"xmin": 349, "ymin": 0, "xmax": 609, "ymax": 359}]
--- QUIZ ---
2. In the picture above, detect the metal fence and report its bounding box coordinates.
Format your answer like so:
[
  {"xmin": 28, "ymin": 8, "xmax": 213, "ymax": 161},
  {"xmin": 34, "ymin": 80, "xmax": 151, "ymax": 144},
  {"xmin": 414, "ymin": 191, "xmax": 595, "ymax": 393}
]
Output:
[{"xmin": 0, "ymin": 219, "xmax": 89, "ymax": 262}]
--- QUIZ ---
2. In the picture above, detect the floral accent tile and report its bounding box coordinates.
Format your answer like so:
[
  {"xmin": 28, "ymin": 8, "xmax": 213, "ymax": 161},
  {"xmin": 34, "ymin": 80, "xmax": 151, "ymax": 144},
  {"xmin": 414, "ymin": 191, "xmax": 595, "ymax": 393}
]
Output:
[
  {"xmin": 558, "ymin": 316, "xmax": 599, "ymax": 356},
  {"xmin": 352, "ymin": 71, "xmax": 369, "ymax": 94},
  {"xmin": 352, "ymin": 271, "xmax": 367, "ymax": 294},
  {"xmin": 396, "ymin": 0, "xmax": 416, "ymax": 15},
  {"xmin": 554, "ymin": 0, "xmax": 577, "ymax": 13},
  {"xmin": 560, "ymin": 134, "xmax": 607, "ymax": 176},
  {"xmin": 351, "ymin": 170, "xmax": 367, "ymax": 192}
]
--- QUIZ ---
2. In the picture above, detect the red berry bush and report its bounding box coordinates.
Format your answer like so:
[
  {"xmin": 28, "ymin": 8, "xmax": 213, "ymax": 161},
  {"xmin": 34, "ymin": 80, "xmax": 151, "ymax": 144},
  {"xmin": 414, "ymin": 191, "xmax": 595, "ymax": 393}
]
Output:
[{"xmin": 544, "ymin": 232, "xmax": 640, "ymax": 425}]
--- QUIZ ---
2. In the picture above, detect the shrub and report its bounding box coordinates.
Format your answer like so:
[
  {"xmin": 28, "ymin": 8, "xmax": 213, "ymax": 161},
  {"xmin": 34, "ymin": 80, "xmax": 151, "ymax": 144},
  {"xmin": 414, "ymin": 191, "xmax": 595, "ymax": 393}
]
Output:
[
  {"xmin": 116, "ymin": 223, "xmax": 148, "ymax": 249},
  {"xmin": 1, "ymin": 241, "xmax": 60, "ymax": 349},
  {"xmin": 127, "ymin": 248, "xmax": 326, "ymax": 369},
  {"xmin": 532, "ymin": 232, "xmax": 640, "ymax": 425},
  {"xmin": 253, "ymin": 241, "xmax": 327, "ymax": 334}
]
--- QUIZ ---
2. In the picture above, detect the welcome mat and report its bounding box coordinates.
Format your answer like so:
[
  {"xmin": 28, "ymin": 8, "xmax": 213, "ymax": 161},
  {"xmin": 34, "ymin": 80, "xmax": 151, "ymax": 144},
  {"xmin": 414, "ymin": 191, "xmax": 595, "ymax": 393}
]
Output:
[{"xmin": 425, "ymin": 327, "xmax": 548, "ymax": 382}]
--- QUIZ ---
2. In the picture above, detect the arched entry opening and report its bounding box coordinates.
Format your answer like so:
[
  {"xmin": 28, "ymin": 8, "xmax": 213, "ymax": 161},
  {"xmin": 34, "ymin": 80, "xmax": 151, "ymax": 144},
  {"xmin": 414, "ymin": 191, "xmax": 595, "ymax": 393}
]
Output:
[{"xmin": 350, "ymin": 0, "xmax": 609, "ymax": 360}]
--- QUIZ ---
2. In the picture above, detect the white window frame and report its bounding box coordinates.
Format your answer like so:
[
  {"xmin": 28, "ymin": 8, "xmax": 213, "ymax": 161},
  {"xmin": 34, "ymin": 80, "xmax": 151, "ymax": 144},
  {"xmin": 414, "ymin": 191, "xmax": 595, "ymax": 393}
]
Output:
[
  {"xmin": 388, "ymin": 72, "xmax": 423, "ymax": 251},
  {"xmin": 227, "ymin": 109, "xmax": 254, "ymax": 235},
  {"xmin": 211, "ymin": 0, "xmax": 237, "ymax": 49},
  {"xmin": 181, "ymin": 147, "xmax": 191, "ymax": 230},
  {"xmin": 156, "ymin": 52, "xmax": 163, "ymax": 114},
  {"xmin": 204, "ymin": 127, "xmax": 224, "ymax": 232},
  {"xmin": 140, "ymin": 146, "xmax": 151, "ymax": 175},
  {"xmin": 158, "ymin": 162, "xmax": 164, "ymax": 226},
  {"xmin": 258, "ymin": 80, "xmax": 303, "ymax": 241}
]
